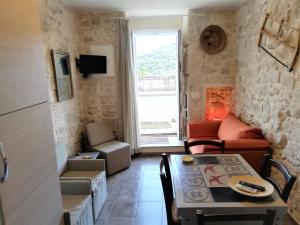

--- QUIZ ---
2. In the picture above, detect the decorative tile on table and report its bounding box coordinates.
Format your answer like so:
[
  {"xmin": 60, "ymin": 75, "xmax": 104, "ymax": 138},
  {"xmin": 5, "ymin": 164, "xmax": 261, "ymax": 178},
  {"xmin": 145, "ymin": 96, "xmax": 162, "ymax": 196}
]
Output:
[
  {"xmin": 175, "ymin": 156, "xmax": 202, "ymax": 177},
  {"xmin": 223, "ymin": 164, "xmax": 250, "ymax": 176},
  {"xmin": 217, "ymin": 156, "xmax": 250, "ymax": 176},
  {"xmin": 182, "ymin": 176, "xmax": 206, "ymax": 188},
  {"xmin": 183, "ymin": 187, "xmax": 213, "ymax": 203},
  {"xmin": 200, "ymin": 164, "xmax": 229, "ymax": 187},
  {"xmin": 217, "ymin": 155, "xmax": 239, "ymax": 165},
  {"xmin": 178, "ymin": 165, "xmax": 203, "ymax": 177},
  {"xmin": 197, "ymin": 156, "xmax": 219, "ymax": 165}
]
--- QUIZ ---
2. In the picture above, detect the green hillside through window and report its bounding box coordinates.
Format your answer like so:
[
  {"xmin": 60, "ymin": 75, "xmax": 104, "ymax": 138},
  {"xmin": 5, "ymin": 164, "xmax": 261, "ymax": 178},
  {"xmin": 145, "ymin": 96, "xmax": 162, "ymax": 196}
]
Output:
[{"xmin": 136, "ymin": 43, "xmax": 177, "ymax": 76}]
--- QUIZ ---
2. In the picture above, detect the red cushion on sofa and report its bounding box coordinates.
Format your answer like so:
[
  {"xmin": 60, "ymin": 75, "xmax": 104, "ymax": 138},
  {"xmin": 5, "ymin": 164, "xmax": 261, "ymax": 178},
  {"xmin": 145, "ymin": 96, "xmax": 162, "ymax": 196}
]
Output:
[
  {"xmin": 218, "ymin": 113, "xmax": 262, "ymax": 140},
  {"xmin": 190, "ymin": 145, "xmax": 222, "ymax": 154}
]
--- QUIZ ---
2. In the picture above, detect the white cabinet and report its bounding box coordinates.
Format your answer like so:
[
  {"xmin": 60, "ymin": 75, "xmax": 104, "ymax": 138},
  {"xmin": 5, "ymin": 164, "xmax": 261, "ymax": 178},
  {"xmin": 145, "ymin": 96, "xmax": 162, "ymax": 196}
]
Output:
[
  {"xmin": 0, "ymin": 104, "xmax": 63, "ymax": 225},
  {"xmin": 0, "ymin": 0, "xmax": 64, "ymax": 224}
]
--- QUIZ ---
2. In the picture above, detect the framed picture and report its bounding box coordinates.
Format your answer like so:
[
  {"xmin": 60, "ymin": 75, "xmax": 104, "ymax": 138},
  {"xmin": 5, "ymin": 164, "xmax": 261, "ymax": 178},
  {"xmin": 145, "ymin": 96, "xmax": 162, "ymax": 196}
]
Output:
[{"xmin": 51, "ymin": 50, "xmax": 73, "ymax": 101}]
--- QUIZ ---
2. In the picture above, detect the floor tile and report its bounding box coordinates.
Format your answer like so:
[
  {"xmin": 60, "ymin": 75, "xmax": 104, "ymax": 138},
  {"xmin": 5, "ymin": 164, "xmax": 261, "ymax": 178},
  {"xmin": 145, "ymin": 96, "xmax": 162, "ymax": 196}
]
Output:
[
  {"xmin": 117, "ymin": 188, "xmax": 141, "ymax": 201},
  {"xmin": 139, "ymin": 189, "xmax": 163, "ymax": 202},
  {"xmin": 142, "ymin": 178, "xmax": 162, "ymax": 189},
  {"xmin": 95, "ymin": 218, "xmax": 107, "ymax": 225},
  {"xmin": 98, "ymin": 202, "xmax": 113, "ymax": 218},
  {"xmin": 136, "ymin": 202, "xmax": 163, "ymax": 217},
  {"xmin": 122, "ymin": 181, "xmax": 142, "ymax": 191},
  {"xmin": 134, "ymin": 216, "xmax": 162, "ymax": 225},
  {"xmin": 143, "ymin": 169, "xmax": 160, "ymax": 179},
  {"xmin": 143, "ymin": 164, "xmax": 160, "ymax": 170},
  {"xmin": 104, "ymin": 217, "xmax": 134, "ymax": 225},
  {"xmin": 110, "ymin": 199, "xmax": 138, "ymax": 217}
]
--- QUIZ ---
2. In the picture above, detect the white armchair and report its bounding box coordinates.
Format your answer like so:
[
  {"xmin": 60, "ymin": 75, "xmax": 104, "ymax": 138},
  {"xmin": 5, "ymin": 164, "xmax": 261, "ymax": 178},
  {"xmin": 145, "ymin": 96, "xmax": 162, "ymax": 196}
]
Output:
[
  {"xmin": 55, "ymin": 144, "xmax": 107, "ymax": 221},
  {"xmin": 84, "ymin": 120, "xmax": 131, "ymax": 176}
]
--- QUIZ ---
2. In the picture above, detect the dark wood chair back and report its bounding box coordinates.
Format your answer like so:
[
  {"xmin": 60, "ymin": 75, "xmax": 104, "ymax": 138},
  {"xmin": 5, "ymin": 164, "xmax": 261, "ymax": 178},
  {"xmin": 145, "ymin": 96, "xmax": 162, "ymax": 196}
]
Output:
[
  {"xmin": 261, "ymin": 155, "xmax": 296, "ymax": 202},
  {"xmin": 197, "ymin": 209, "xmax": 276, "ymax": 225},
  {"xmin": 160, "ymin": 153, "xmax": 177, "ymax": 225},
  {"xmin": 184, "ymin": 140, "xmax": 225, "ymax": 154}
]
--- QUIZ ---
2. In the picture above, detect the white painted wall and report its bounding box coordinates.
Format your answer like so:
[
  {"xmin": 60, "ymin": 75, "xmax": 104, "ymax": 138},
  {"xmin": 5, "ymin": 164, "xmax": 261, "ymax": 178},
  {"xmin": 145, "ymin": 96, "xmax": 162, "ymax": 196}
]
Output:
[{"xmin": 129, "ymin": 16, "xmax": 185, "ymax": 30}]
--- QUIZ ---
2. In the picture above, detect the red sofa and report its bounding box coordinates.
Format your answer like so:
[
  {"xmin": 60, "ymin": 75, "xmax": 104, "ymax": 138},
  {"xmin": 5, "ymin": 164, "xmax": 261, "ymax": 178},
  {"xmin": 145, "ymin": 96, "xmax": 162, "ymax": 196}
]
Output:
[{"xmin": 187, "ymin": 113, "xmax": 271, "ymax": 173}]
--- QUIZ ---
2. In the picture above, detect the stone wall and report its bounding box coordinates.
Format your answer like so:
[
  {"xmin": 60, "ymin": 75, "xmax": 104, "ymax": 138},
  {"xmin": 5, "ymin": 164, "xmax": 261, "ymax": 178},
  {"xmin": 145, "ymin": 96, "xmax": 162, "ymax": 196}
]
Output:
[
  {"xmin": 38, "ymin": 0, "xmax": 84, "ymax": 155},
  {"xmin": 76, "ymin": 12, "xmax": 124, "ymax": 139},
  {"xmin": 186, "ymin": 8, "xmax": 238, "ymax": 121},
  {"xmin": 236, "ymin": 0, "xmax": 300, "ymax": 221}
]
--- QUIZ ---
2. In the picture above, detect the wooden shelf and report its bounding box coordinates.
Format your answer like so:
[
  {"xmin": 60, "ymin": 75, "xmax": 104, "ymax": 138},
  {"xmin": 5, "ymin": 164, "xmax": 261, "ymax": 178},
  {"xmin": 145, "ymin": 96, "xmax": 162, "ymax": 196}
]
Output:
[
  {"xmin": 258, "ymin": 13, "xmax": 300, "ymax": 72},
  {"xmin": 261, "ymin": 29, "xmax": 296, "ymax": 51}
]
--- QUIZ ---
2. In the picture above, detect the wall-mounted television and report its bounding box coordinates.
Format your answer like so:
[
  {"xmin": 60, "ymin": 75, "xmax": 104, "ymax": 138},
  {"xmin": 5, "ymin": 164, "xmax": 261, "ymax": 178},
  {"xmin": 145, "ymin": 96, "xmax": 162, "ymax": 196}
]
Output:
[{"xmin": 77, "ymin": 54, "xmax": 107, "ymax": 78}]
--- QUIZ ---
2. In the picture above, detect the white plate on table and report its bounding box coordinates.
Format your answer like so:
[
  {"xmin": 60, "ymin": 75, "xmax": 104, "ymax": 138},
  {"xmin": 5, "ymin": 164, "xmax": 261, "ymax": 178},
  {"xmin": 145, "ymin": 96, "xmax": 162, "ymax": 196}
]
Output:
[{"xmin": 228, "ymin": 175, "xmax": 274, "ymax": 197}]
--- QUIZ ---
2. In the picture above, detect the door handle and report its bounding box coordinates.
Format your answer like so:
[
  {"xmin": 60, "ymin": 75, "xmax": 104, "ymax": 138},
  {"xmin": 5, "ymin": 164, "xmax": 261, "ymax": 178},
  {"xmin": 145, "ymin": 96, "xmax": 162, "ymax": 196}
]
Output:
[{"xmin": 0, "ymin": 143, "xmax": 8, "ymax": 183}]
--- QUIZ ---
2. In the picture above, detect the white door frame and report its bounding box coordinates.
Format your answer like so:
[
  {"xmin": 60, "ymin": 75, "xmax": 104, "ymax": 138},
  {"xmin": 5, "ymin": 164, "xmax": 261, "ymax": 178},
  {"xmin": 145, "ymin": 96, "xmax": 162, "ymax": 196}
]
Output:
[{"xmin": 132, "ymin": 29, "xmax": 181, "ymax": 138}]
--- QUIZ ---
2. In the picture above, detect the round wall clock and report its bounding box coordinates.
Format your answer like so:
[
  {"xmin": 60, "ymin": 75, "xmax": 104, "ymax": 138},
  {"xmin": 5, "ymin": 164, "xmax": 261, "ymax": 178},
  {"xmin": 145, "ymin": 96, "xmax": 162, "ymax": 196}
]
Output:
[{"xmin": 200, "ymin": 25, "xmax": 227, "ymax": 54}]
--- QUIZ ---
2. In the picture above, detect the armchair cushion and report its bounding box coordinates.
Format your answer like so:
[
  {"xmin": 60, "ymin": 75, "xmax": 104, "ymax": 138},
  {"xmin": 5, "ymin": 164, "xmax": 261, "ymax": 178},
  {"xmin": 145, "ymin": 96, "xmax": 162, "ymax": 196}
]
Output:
[
  {"xmin": 61, "ymin": 171, "xmax": 106, "ymax": 192},
  {"xmin": 60, "ymin": 180, "xmax": 93, "ymax": 225},
  {"xmin": 218, "ymin": 113, "xmax": 262, "ymax": 140},
  {"xmin": 93, "ymin": 140, "xmax": 130, "ymax": 154},
  {"xmin": 60, "ymin": 179, "xmax": 91, "ymax": 195},
  {"xmin": 85, "ymin": 121, "xmax": 114, "ymax": 146},
  {"xmin": 63, "ymin": 195, "xmax": 93, "ymax": 225},
  {"xmin": 67, "ymin": 159, "xmax": 105, "ymax": 171}
]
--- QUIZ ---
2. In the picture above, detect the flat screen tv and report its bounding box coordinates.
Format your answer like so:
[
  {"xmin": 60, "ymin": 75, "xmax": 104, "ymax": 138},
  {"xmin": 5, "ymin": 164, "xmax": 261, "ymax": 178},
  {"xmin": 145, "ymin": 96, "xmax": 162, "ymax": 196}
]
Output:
[{"xmin": 79, "ymin": 54, "xmax": 107, "ymax": 77}]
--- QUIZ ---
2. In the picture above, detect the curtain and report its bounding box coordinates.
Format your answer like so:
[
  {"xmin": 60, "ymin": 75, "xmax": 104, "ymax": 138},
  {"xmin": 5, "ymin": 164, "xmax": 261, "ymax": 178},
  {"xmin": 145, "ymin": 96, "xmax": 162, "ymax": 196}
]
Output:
[{"xmin": 118, "ymin": 19, "xmax": 141, "ymax": 154}]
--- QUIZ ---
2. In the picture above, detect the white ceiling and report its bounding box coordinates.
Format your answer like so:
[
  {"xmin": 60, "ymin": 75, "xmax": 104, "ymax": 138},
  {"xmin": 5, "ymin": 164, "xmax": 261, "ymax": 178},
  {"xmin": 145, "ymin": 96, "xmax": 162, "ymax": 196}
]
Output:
[{"xmin": 62, "ymin": 0, "xmax": 245, "ymax": 16}]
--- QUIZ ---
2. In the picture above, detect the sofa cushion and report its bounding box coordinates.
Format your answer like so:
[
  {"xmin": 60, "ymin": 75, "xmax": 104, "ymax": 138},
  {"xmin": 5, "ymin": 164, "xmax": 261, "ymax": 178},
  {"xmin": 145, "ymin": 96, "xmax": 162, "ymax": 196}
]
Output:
[
  {"xmin": 86, "ymin": 121, "xmax": 114, "ymax": 147},
  {"xmin": 224, "ymin": 139, "xmax": 270, "ymax": 150},
  {"xmin": 189, "ymin": 137, "xmax": 219, "ymax": 142},
  {"xmin": 190, "ymin": 145, "xmax": 223, "ymax": 154},
  {"xmin": 62, "ymin": 171, "xmax": 105, "ymax": 191},
  {"xmin": 218, "ymin": 113, "xmax": 262, "ymax": 140},
  {"xmin": 188, "ymin": 121, "xmax": 221, "ymax": 139}
]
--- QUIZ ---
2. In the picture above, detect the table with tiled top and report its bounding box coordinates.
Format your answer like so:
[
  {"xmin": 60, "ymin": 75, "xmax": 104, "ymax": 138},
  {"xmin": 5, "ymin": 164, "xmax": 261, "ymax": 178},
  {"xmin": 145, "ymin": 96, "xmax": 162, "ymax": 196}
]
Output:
[{"xmin": 170, "ymin": 154, "xmax": 287, "ymax": 225}]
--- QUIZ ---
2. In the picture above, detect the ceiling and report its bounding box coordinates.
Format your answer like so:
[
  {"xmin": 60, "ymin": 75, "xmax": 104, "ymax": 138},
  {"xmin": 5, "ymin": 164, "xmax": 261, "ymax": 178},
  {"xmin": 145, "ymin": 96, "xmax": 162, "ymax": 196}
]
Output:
[{"xmin": 62, "ymin": 0, "xmax": 245, "ymax": 16}]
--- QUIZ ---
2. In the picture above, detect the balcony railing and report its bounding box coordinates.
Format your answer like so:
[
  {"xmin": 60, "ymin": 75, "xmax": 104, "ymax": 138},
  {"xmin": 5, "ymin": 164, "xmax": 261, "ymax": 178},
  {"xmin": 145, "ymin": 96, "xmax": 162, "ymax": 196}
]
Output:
[
  {"xmin": 137, "ymin": 75, "xmax": 178, "ymax": 134},
  {"xmin": 138, "ymin": 75, "xmax": 176, "ymax": 92}
]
